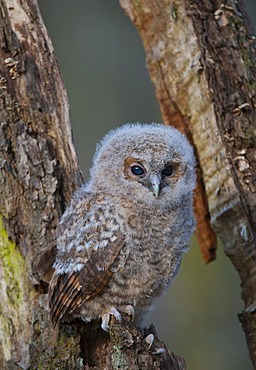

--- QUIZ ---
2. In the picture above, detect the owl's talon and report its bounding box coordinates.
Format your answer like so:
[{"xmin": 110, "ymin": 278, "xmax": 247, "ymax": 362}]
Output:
[
  {"xmin": 144, "ymin": 334, "xmax": 165, "ymax": 354},
  {"xmin": 152, "ymin": 348, "xmax": 166, "ymax": 355},
  {"xmin": 101, "ymin": 306, "xmax": 122, "ymax": 332},
  {"xmin": 118, "ymin": 304, "xmax": 135, "ymax": 322},
  {"xmin": 144, "ymin": 333, "xmax": 155, "ymax": 349},
  {"xmin": 101, "ymin": 316, "xmax": 110, "ymax": 332}
]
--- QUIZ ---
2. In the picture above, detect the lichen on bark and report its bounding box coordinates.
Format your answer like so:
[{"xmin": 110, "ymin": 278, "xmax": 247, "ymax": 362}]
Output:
[{"xmin": 0, "ymin": 216, "xmax": 34, "ymax": 369}]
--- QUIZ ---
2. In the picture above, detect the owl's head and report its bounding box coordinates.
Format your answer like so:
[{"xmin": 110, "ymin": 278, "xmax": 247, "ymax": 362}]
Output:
[{"xmin": 89, "ymin": 123, "xmax": 196, "ymax": 208}]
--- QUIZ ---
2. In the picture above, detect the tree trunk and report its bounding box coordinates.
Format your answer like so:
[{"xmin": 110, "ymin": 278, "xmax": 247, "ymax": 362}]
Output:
[
  {"xmin": 119, "ymin": 0, "xmax": 256, "ymax": 368},
  {"xmin": 0, "ymin": 0, "xmax": 186, "ymax": 369},
  {"xmin": 0, "ymin": 0, "xmax": 84, "ymax": 368}
]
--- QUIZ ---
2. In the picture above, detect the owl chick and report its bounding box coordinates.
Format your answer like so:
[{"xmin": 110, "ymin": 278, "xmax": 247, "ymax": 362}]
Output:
[{"xmin": 48, "ymin": 123, "xmax": 196, "ymax": 331}]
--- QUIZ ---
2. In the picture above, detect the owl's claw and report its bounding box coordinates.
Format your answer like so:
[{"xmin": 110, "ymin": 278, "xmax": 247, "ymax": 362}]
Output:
[
  {"xmin": 101, "ymin": 305, "xmax": 135, "ymax": 331},
  {"xmin": 144, "ymin": 333, "xmax": 166, "ymax": 354},
  {"xmin": 152, "ymin": 348, "xmax": 166, "ymax": 355},
  {"xmin": 118, "ymin": 304, "xmax": 135, "ymax": 322},
  {"xmin": 101, "ymin": 306, "xmax": 122, "ymax": 332},
  {"xmin": 144, "ymin": 333, "xmax": 155, "ymax": 349}
]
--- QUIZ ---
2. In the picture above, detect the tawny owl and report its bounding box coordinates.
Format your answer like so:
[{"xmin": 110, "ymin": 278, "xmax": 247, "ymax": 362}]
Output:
[{"xmin": 48, "ymin": 123, "xmax": 196, "ymax": 331}]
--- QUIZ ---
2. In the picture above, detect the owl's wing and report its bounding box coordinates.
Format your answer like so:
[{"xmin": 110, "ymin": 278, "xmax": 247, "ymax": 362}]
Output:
[{"xmin": 49, "ymin": 232, "xmax": 125, "ymax": 326}]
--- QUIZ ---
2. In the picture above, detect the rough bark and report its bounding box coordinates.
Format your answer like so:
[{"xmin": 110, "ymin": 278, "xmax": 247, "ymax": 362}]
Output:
[
  {"xmin": 0, "ymin": 0, "xmax": 84, "ymax": 368},
  {"xmin": 119, "ymin": 0, "xmax": 256, "ymax": 368},
  {"xmin": 0, "ymin": 0, "xmax": 186, "ymax": 369}
]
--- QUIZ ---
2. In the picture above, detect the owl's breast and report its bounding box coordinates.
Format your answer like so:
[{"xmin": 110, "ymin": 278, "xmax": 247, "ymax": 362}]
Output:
[
  {"xmin": 105, "ymin": 202, "xmax": 190, "ymax": 309},
  {"xmin": 108, "ymin": 234, "xmax": 182, "ymax": 313}
]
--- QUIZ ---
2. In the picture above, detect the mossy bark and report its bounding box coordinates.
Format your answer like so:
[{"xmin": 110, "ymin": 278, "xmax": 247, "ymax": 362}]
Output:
[
  {"xmin": 0, "ymin": 0, "xmax": 83, "ymax": 368},
  {"xmin": 0, "ymin": 216, "xmax": 34, "ymax": 369}
]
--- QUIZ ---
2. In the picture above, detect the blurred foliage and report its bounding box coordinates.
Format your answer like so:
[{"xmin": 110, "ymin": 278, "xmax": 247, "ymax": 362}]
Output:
[{"xmin": 38, "ymin": 1, "xmax": 255, "ymax": 369}]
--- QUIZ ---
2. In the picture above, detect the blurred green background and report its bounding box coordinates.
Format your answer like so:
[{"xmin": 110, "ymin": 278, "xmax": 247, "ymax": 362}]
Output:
[{"xmin": 38, "ymin": 1, "xmax": 255, "ymax": 369}]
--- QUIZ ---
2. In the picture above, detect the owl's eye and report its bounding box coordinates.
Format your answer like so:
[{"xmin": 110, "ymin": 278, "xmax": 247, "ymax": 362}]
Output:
[
  {"xmin": 130, "ymin": 165, "xmax": 145, "ymax": 176},
  {"xmin": 162, "ymin": 165, "xmax": 173, "ymax": 177}
]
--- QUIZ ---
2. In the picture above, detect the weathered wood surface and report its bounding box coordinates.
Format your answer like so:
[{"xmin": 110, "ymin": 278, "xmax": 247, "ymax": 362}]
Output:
[{"xmin": 0, "ymin": 0, "xmax": 83, "ymax": 368}]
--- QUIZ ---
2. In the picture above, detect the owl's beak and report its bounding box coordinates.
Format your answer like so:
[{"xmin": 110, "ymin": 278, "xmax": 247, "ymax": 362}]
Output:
[{"xmin": 150, "ymin": 175, "xmax": 161, "ymax": 198}]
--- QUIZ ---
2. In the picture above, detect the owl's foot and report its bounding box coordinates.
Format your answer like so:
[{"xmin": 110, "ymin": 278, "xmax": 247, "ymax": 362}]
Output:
[
  {"xmin": 101, "ymin": 304, "xmax": 135, "ymax": 331},
  {"xmin": 145, "ymin": 333, "xmax": 155, "ymax": 349},
  {"xmin": 118, "ymin": 304, "xmax": 135, "ymax": 322},
  {"xmin": 152, "ymin": 347, "xmax": 166, "ymax": 355},
  {"xmin": 144, "ymin": 334, "xmax": 166, "ymax": 354},
  {"xmin": 101, "ymin": 306, "xmax": 122, "ymax": 332}
]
